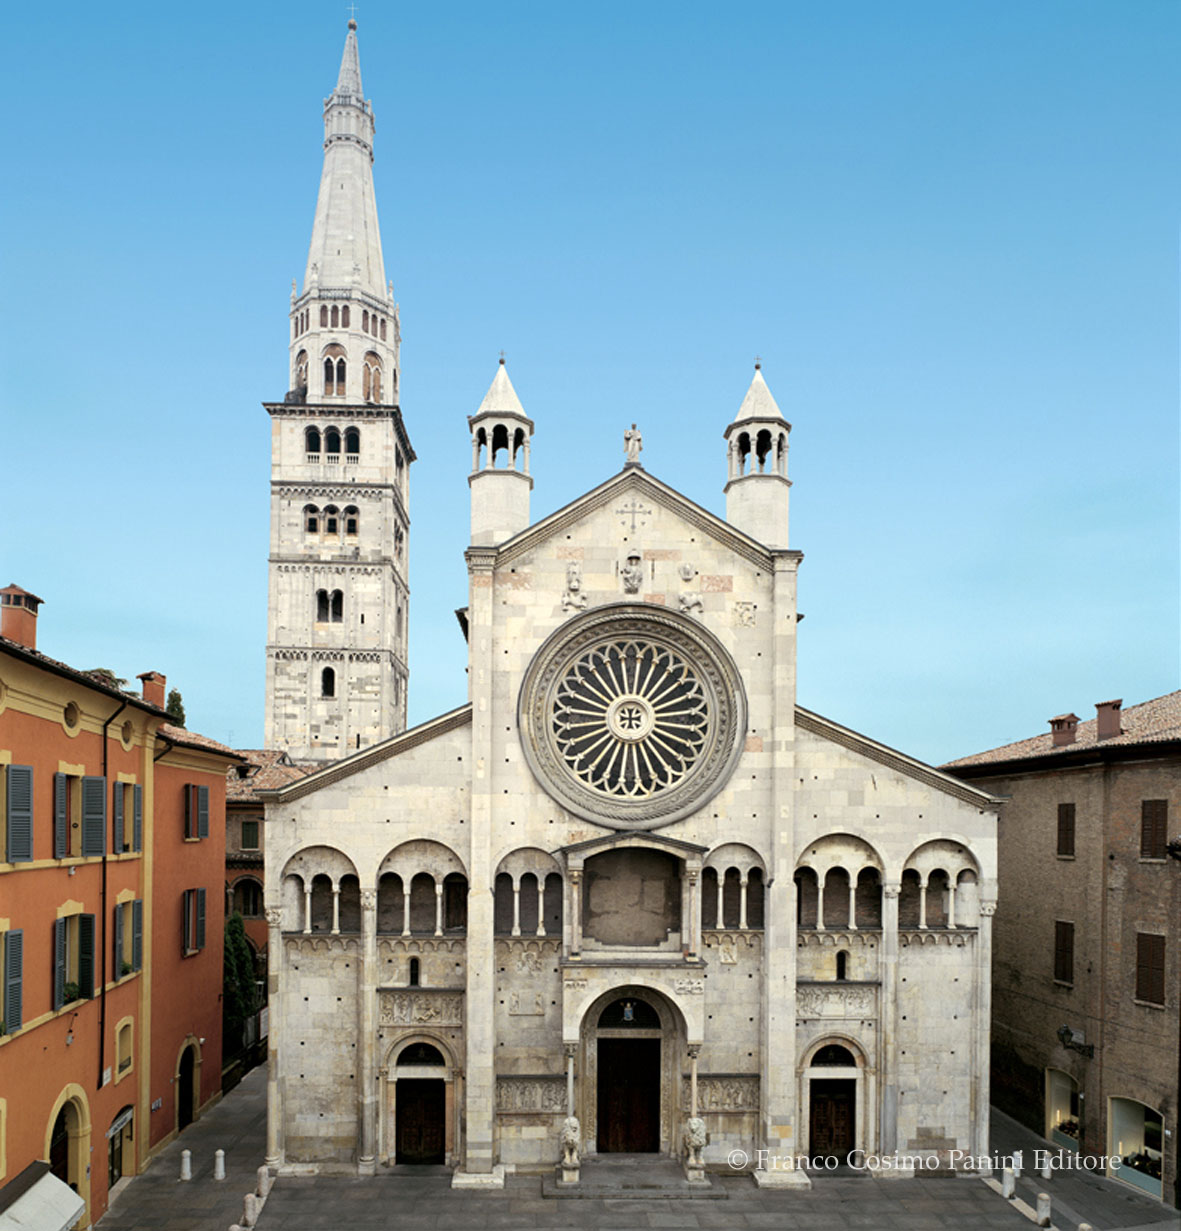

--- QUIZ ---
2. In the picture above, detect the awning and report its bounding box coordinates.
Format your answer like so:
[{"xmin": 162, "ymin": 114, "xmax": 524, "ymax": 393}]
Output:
[{"xmin": 0, "ymin": 1162, "xmax": 86, "ymax": 1231}]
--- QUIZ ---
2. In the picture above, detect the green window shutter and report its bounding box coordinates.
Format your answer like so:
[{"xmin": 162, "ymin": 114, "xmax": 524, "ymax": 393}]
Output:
[
  {"xmin": 196, "ymin": 888, "xmax": 207, "ymax": 951},
  {"xmin": 183, "ymin": 890, "xmax": 192, "ymax": 953},
  {"xmin": 6, "ymin": 765, "xmax": 34, "ymax": 863},
  {"xmin": 113, "ymin": 903, "xmax": 124, "ymax": 974},
  {"xmin": 53, "ymin": 773, "xmax": 68, "ymax": 859},
  {"xmin": 53, "ymin": 918, "xmax": 66, "ymax": 1010},
  {"xmin": 78, "ymin": 914, "xmax": 96, "ymax": 999},
  {"xmin": 81, "ymin": 776, "xmax": 107, "ymax": 857},
  {"xmin": 198, "ymin": 786, "xmax": 210, "ymax": 839},
  {"xmin": 133, "ymin": 785, "xmax": 143, "ymax": 852},
  {"xmin": 132, "ymin": 900, "xmax": 143, "ymax": 971},
  {"xmin": 112, "ymin": 783, "xmax": 124, "ymax": 855},
  {"xmin": 184, "ymin": 785, "xmax": 195, "ymax": 839},
  {"xmin": 4, "ymin": 930, "xmax": 22, "ymax": 1032}
]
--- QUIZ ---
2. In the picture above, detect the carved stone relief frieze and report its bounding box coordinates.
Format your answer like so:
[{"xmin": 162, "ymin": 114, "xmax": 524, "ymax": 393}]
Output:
[
  {"xmin": 496, "ymin": 1075, "xmax": 567, "ymax": 1114},
  {"xmin": 378, "ymin": 989, "xmax": 464, "ymax": 1027},
  {"xmin": 795, "ymin": 984, "xmax": 877, "ymax": 1019},
  {"xmin": 680, "ymin": 1075, "xmax": 760, "ymax": 1113}
]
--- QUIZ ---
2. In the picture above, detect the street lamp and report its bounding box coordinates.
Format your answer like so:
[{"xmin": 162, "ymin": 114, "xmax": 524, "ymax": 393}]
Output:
[{"xmin": 1056, "ymin": 1023, "xmax": 1095, "ymax": 1059}]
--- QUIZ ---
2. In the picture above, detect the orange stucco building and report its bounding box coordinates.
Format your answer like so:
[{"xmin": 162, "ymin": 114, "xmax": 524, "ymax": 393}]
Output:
[{"xmin": 0, "ymin": 586, "xmax": 241, "ymax": 1227}]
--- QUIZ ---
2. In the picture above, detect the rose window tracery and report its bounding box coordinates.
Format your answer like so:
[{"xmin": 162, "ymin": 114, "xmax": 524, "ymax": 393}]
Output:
[
  {"xmin": 552, "ymin": 639, "xmax": 709, "ymax": 798},
  {"xmin": 518, "ymin": 605, "xmax": 746, "ymax": 830}
]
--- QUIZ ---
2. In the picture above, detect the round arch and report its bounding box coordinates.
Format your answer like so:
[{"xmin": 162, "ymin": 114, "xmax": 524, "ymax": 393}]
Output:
[
  {"xmin": 798, "ymin": 1033, "xmax": 876, "ymax": 1164},
  {"xmin": 44, "ymin": 1082, "xmax": 92, "ymax": 1225},
  {"xmin": 575, "ymin": 983, "xmax": 690, "ymax": 1158},
  {"xmin": 379, "ymin": 1032, "xmax": 460, "ymax": 1167},
  {"xmin": 173, "ymin": 1034, "xmax": 203, "ymax": 1134}
]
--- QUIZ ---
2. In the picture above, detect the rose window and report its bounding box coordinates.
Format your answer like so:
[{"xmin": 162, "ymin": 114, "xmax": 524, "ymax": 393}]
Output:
[
  {"xmin": 552, "ymin": 640, "xmax": 709, "ymax": 797},
  {"xmin": 519, "ymin": 605, "xmax": 747, "ymax": 830}
]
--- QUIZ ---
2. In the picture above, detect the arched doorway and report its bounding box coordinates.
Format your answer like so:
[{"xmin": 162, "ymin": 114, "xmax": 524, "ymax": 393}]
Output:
[
  {"xmin": 394, "ymin": 1042, "xmax": 446, "ymax": 1164},
  {"xmin": 596, "ymin": 997, "xmax": 662, "ymax": 1153},
  {"xmin": 806, "ymin": 1043, "xmax": 858, "ymax": 1162},
  {"xmin": 178, "ymin": 1045, "xmax": 196, "ymax": 1129},
  {"xmin": 49, "ymin": 1105, "xmax": 72, "ymax": 1185}
]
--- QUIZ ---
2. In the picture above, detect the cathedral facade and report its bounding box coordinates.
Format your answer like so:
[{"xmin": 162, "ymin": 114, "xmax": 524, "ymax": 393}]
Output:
[{"xmin": 261, "ymin": 23, "xmax": 999, "ymax": 1187}]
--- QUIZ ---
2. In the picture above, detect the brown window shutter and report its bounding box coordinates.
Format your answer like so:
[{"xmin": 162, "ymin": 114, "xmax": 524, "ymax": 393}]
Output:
[
  {"xmin": 1054, "ymin": 921, "xmax": 1074, "ymax": 983},
  {"xmin": 1136, "ymin": 933, "xmax": 1165, "ymax": 1004},
  {"xmin": 1057, "ymin": 803, "xmax": 1075, "ymax": 856},
  {"xmin": 1140, "ymin": 800, "xmax": 1167, "ymax": 859}
]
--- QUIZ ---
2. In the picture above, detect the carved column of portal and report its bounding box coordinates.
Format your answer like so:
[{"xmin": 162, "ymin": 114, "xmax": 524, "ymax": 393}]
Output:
[
  {"xmin": 565, "ymin": 1041, "xmax": 577, "ymax": 1116},
  {"xmin": 357, "ymin": 888, "xmax": 378, "ymax": 1175},
  {"xmin": 264, "ymin": 907, "xmax": 284, "ymax": 1168},
  {"xmin": 879, "ymin": 884, "xmax": 900, "ymax": 1153},
  {"xmin": 688, "ymin": 1044, "xmax": 700, "ymax": 1117}
]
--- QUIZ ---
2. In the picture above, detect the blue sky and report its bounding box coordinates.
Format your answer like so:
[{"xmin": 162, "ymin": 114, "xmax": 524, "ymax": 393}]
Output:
[{"xmin": 2, "ymin": 1, "xmax": 1177, "ymax": 764}]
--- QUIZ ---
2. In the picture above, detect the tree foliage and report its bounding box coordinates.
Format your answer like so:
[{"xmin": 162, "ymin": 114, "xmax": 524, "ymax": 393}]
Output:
[
  {"xmin": 223, "ymin": 912, "xmax": 258, "ymax": 1039},
  {"xmin": 87, "ymin": 667, "xmax": 128, "ymax": 690},
  {"xmin": 165, "ymin": 687, "xmax": 186, "ymax": 726}
]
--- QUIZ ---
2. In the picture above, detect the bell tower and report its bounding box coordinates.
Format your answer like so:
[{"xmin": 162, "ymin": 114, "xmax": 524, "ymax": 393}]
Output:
[
  {"xmin": 263, "ymin": 20, "xmax": 413, "ymax": 761},
  {"xmin": 723, "ymin": 363, "xmax": 791, "ymax": 548},
  {"xmin": 468, "ymin": 358, "xmax": 533, "ymax": 546}
]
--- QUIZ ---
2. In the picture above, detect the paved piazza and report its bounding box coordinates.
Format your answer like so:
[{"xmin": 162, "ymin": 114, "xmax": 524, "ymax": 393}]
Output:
[{"xmin": 254, "ymin": 1170, "xmax": 1035, "ymax": 1230}]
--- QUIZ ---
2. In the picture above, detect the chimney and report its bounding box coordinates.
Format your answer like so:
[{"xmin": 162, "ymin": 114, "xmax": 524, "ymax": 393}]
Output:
[
  {"xmin": 1049, "ymin": 713, "xmax": 1079, "ymax": 747},
  {"xmin": 138, "ymin": 671, "xmax": 167, "ymax": 709},
  {"xmin": 1096, "ymin": 698, "xmax": 1123, "ymax": 741},
  {"xmin": 0, "ymin": 585, "xmax": 44, "ymax": 650}
]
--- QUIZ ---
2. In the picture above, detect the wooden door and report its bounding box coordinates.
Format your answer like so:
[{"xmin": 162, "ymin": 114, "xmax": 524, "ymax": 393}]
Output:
[
  {"xmin": 809, "ymin": 1079, "xmax": 855, "ymax": 1160},
  {"xmin": 396, "ymin": 1079, "xmax": 445, "ymax": 1163},
  {"xmin": 597, "ymin": 1038, "xmax": 660, "ymax": 1152}
]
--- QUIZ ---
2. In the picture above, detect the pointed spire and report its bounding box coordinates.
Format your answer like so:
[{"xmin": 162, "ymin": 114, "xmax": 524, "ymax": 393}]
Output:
[
  {"xmin": 475, "ymin": 357, "xmax": 527, "ymax": 417},
  {"xmin": 301, "ymin": 20, "xmax": 386, "ymax": 297},
  {"xmin": 732, "ymin": 362, "xmax": 785, "ymax": 423},
  {"xmin": 333, "ymin": 19, "xmax": 363, "ymax": 99}
]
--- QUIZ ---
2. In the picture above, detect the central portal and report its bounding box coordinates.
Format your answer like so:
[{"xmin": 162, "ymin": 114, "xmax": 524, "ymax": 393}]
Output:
[{"xmin": 596, "ymin": 998, "xmax": 661, "ymax": 1152}]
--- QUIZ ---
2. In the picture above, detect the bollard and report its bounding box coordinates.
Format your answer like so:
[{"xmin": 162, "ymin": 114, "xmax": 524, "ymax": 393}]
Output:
[
  {"xmin": 180, "ymin": 1149, "xmax": 192, "ymax": 1181},
  {"xmin": 1012, "ymin": 1149, "xmax": 1023, "ymax": 1178},
  {"xmin": 1040, "ymin": 1157, "xmax": 1052, "ymax": 1180},
  {"xmin": 243, "ymin": 1192, "xmax": 259, "ymax": 1227},
  {"xmin": 1035, "ymin": 1192, "xmax": 1051, "ymax": 1227},
  {"xmin": 214, "ymin": 1149, "xmax": 226, "ymax": 1181},
  {"xmin": 256, "ymin": 1165, "xmax": 271, "ymax": 1198},
  {"xmin": 1001, "ymin": 1167, "xmax": 1015, "ymax": 1199},
  {"xmin": 1079, "ymin": 1225, "xmax": 1093, "ymax": 1231}
]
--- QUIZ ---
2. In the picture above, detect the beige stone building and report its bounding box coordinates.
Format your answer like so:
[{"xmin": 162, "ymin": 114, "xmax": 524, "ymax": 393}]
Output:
[
  {"xmin": 262, "ymin": 20, "xmax": 412, "ymax": 763},
  {"xmin": 947, "ymin": 693, "xmax": 1181, "ymax": 1208},
  {"xmin": 258, "ymin": 20, "xmax": 1001, "ymax": 1190}
]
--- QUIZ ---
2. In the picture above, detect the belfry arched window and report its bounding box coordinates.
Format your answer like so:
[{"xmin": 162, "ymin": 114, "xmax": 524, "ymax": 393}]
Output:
[
  {"xmin": 315, "ymin": 589, "xmax": 329, "ymax": 622},
  {"xmin": 303, "ymin": 504, "xmax": 319, "ymax": 533},
  {"xmin": 322, "ymin": 346, "xmax": 346, "ymax": 396},
  {"xmin": 363, "ymin": 353, "xmax": 382, "ymax": 404},
  {"xmin": 344, "ymin": 427, "xmax": 360, "ymax": 458},
  {"xmin": 380, "ymin": 318, "xmax": 387, "ymax": 341},
  {"xmin": 295, "ymin": 350, "xmax": 308, "ymax": 393},
  {"xmin": 362, "ymin": 309, "xmax": 369, "ymax": 332},
  {"xmin": 330, "ymin": 590, "xmax": 343, "ymax": 622},
  {"xmin": 330, "ymin": 305, "xmax": 339, "ymax": 328},
  {"xmin": 305, "ymin": 426, "xmax": 321, "ymax": 457},
  {"xmin": 344, "ymin": 505, "xmax": 359, "ymax": 536},
  {"xmin": 341, "ymin": 305, "xmax": 350, "ymax": 328},
  {"xmin": 321, "ymin": 667, "xmax": 335, "ymax": 698},
  {"xmin": 320, "ymin": 305, "xmax": 328, "ymax": 327},
  {"xmin": 324, "ymin": 427, "xmax": 341, "ymax": 458},
  {"xmin": 323, "ymin": 504, "xmax": 339, "ymax": 535}
]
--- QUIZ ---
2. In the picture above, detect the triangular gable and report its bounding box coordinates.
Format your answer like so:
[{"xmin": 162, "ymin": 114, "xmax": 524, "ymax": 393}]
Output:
[
  {"xmin": 492, "ymin": 467, "xmax": 798, "ymax": 570},
  {"xmin": 261, "ymin": 704, "xmax": 472, "ymax": 804},
  {"xmin": 795, "ymin": 706, "xmax": 1002, "ymax": 810}
]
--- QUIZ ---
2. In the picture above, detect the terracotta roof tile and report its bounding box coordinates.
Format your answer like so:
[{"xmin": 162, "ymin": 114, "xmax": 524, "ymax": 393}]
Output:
[
  {"xmin": 226, "ymin": 748, "xmax": 313, "ymax": 800},
  {"xmin": 159, "ymin": 723, "xmax": 244, "ymax": 760},
  {"xmin": 944, "ymin": 690, "xmax": 1181, "ymax": 769}
]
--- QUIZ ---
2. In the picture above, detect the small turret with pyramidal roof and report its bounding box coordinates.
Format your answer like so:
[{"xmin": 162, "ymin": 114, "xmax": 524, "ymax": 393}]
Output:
[
  {"xmin": 723, "ymin": 363, "xmax": 791, "ymax": 548},
  {"xmin": 468, "ymin": 358, "xmax": 534, "ymax": 546}
]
